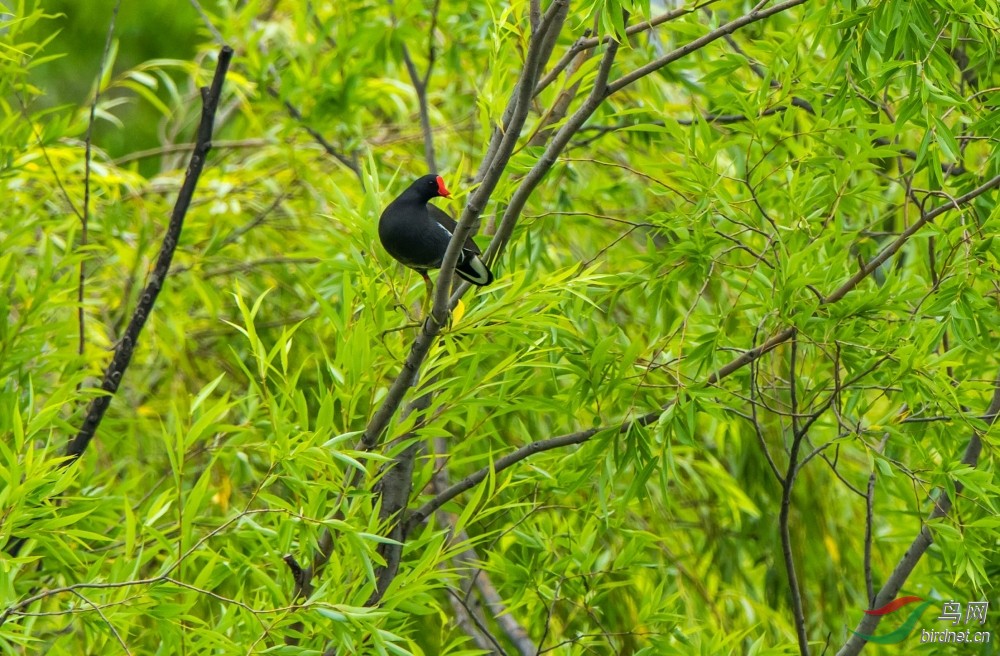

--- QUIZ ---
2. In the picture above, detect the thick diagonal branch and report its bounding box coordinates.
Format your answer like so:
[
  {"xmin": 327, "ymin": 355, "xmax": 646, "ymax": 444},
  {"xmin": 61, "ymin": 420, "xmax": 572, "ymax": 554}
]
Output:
[
  {"xmin": 484, "ymin": 37, "xmax": 620, "ymax": 264},
  {"xmin": 433, "ymin": 0, "xmax": 569, "ymax": 320},
  {"xmin": 322, "ymin": 4, "xmax": 572, "ymax": 585},
  {"xmin": 67, "ymin": 46, "xmax": 234, "ymax": 462},
  {"xmin": 484, "ymin": 0, "xmax": 812, "ymax": 277}
]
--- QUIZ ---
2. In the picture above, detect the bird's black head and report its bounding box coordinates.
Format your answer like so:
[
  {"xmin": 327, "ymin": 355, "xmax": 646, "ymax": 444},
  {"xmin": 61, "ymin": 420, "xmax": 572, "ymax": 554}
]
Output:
[{"xmin": 408, "ymin": 173, "xmax": 451, "ymax": 201}]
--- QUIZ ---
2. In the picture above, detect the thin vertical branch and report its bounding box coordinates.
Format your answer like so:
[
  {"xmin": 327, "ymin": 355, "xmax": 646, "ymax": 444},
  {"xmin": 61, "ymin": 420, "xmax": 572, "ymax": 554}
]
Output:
[
  {"xmin": 14, "ymin": 93, "xmax": 82, "ymax": 222},
  {"xmin": 864, "ymin": 433, "xmax": 890, "ymax": 604},
  {"xmin": 71, "ymin": 590, "xmax": 133, "ymax": 655},
  {"xmin": 468, "ymin": 556, "xmax": 536, "ymax": 655},
  {"xmin": 428, "ymin": 436, "xmax": 505, "ymax": 652},
  {"xmin": 750, "ymin": 327, "xmax": 782, "ymax": 481},
  {"xmin": 80, "ymin": 0, "xmax": 122, "ymax": 357},
  {"xmin": 398, "ymin": 0, "xmax": 442, "ymax": 171},
  {"xmin": 789, "ymin": 332, "xmax": 799, "ymax": 437},
  {"xmin": 445, "ymin": 588, "xmax": 505, "ymax": 653},
  {"xmin": 780, "ymin": 333, "xmax": 810, "ymax": 656}
]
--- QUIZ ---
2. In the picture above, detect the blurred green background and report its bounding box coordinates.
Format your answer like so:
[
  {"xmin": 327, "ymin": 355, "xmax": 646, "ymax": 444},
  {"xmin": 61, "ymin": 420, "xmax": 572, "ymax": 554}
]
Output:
[{"xmin": 27, "ymin": 0, "xmax": 201, "ymax": 159}]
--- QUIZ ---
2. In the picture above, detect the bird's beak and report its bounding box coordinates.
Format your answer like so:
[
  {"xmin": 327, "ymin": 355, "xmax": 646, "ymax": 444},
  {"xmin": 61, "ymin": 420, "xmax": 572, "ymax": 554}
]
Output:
[{"xmin": 436, "ymin": 176, "xmax": 451, "ymax": 198}]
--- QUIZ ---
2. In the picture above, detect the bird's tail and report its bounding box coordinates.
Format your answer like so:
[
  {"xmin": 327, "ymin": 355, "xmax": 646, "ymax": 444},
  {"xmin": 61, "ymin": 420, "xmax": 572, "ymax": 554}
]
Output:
[{"xmin": 456, "ymin": 252, "xmax": 494, "ymax": 286}]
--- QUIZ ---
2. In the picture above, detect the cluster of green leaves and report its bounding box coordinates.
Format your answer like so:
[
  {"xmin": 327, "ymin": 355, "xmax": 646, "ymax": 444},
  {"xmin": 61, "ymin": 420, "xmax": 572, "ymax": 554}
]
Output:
[{"xmin": 1, "ymin": 0, "xmax": 998, "ymax": 654}]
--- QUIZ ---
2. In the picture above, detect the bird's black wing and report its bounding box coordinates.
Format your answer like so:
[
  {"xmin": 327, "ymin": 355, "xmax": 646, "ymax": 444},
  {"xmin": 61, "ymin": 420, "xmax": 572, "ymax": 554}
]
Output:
[{"xmin": 427, "ymin": 205, "xmax": 484, "ymax": 255}]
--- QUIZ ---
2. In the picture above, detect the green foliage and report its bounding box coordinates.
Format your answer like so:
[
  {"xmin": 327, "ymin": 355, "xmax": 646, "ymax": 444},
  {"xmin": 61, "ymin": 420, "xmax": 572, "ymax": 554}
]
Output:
[{"xmin": 1, "ymin": 0, "xmax": 998, "ymax": 654}]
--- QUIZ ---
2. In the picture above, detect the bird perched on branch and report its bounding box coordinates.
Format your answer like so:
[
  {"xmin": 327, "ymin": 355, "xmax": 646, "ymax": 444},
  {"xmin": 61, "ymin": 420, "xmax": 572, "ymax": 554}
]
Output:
[{"xmin": 378, "ymin": 174, "xmax": 493, "ymax": 314}]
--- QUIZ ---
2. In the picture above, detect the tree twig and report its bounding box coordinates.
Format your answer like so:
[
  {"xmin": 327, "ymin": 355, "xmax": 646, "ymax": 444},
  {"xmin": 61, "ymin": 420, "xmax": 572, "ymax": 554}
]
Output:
[
  {"xmin": 749, "ymin": 328, "xmax": 782, "ymax": 481},
  {"xmin": 607, "ymin": 0, "xmax": 810, "ymax": 95},
  {"xmin": 71, "ymin": 590, "xmax": 133, "ymax": 655},
  {"xmin": 467, "ymin": 549, "xmax": 536, "ymax": 655},
  {"xmin": 80, "ymin": 0, "xmax": 122, "ymax": 358},
  {"xmin": 269, "ymin": 88, "xmax": 362, "ymax": 180},
  {"xmin": 188, "ymin": 0, "xmax": 226, "ymax": 45},
  {"xmin": 429, "ymin": 436, "xmax": 536, "ymax": 654},
  {"xmin": 113, "ymin": 138, "xmax": 270, "ymax": 165},
  {"xmin": 397, "ymin": 0, "xmax": 441, "ymax": 171},
  {"xmin": 13, "ymin": 92, "xmax": 83, "ymax": 222},
  {"xmin": 426, "ymin": 435, "xmax": 508, "ymax": 652},
  {"xmin": 446, "ymin": 587, "xmax": 505, "ymax": 653}
]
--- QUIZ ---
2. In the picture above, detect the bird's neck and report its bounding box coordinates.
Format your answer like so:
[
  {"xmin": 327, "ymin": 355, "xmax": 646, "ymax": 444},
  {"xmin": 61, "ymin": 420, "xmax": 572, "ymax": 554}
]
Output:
[{"xmin": 396, "ymin": 189, "xmax": 430, "ymax": 206}]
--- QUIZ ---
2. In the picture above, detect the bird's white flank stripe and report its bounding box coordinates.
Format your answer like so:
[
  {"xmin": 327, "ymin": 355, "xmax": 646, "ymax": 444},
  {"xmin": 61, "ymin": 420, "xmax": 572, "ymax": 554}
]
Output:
[{"xmin": 464, "ymin": 255, "xmax": 490, "ymax": 284}]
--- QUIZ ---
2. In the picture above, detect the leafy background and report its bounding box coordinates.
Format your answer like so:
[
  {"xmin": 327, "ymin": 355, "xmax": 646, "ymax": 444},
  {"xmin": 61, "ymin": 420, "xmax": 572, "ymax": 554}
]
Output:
[{"xmin": 1, "ymin": 0, "xmax": 998, "ymax": 654}]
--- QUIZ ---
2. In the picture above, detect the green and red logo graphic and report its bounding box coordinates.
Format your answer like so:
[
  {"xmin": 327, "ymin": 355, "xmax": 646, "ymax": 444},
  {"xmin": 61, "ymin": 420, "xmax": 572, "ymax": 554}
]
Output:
[{"xmin": 853, "ymin": 596, "xmax": 934, "ymax": 644}]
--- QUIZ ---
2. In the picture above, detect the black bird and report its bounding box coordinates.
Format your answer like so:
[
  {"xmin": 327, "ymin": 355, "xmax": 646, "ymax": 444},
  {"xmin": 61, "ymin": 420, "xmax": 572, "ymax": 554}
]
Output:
[{"xmin": 378, "ymin": 174, "xmax": 493, "ymax": 310}]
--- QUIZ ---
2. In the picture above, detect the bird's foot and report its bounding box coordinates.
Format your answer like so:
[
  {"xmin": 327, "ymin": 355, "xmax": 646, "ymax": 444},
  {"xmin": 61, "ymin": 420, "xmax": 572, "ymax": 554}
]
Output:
[{"xmin": 418, "ymin": 269, "xmax": 437, "ymax": 316}]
